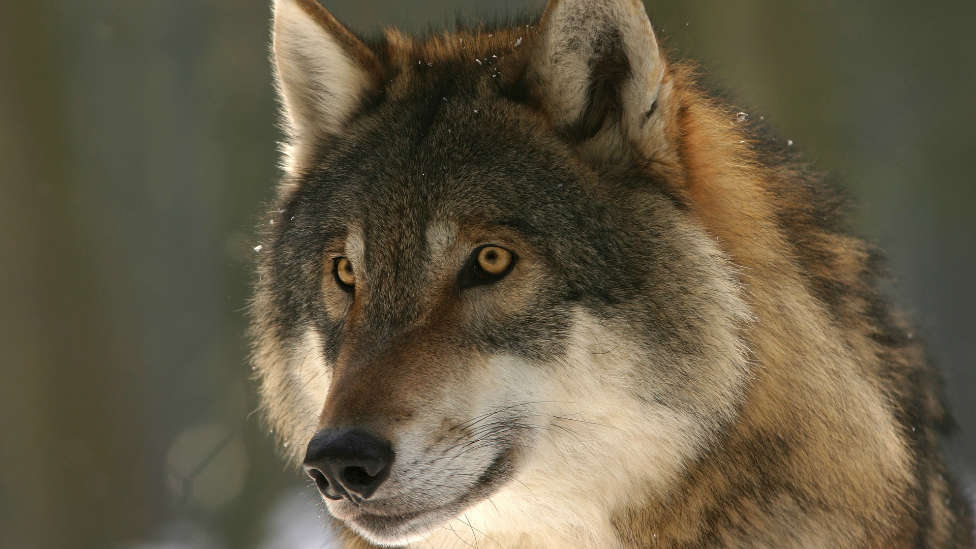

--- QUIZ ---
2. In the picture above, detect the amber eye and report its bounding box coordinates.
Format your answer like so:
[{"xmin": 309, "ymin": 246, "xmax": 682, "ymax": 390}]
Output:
[
  {"xmin": 477, "ymin": 246, "xmax": 513, "ymax": 275},
  {"xmin": 459, "ymin": 245, "xmax": 516, "ymax": 289},
  {"xmin": 333, "ymin": 257, "xmax": 356, "ymax": 291}
]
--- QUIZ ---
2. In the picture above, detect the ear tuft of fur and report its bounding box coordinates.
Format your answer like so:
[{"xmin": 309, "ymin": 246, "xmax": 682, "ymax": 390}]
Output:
[
  {"xmin": 271, "ymin": 0, "xmax": 381, "ymax": 166},
  {"xmin": 532, "ymin": 0, "xmax": 667, "ymax": 157}
]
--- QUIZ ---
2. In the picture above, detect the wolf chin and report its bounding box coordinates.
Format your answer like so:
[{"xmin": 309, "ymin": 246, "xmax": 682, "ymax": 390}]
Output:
[{"xmin": 249, "ymin": 0, "xmax": 975, "ymax": 546}]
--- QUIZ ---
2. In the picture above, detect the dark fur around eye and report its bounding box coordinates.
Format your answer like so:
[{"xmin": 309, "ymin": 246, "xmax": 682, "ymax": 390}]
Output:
[{"xmin": 458, "ymin": 246, "xmax": 517, "ymax": 290}]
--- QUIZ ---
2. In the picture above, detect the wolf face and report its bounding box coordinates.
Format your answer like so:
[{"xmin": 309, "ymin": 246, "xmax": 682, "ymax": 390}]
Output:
[{"xmin": 253, "ymin": 1, "xmax": 974, "ymax": 547}]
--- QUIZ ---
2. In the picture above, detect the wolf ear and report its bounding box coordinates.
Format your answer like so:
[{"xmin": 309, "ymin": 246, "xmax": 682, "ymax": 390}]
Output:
[
  {"xmin": 532, "ymin": 0, "xmax": 667, "ymax": 156},
  {"xmin": 272, "ymin": 0, "xmax": 381, "ymax": 146}
]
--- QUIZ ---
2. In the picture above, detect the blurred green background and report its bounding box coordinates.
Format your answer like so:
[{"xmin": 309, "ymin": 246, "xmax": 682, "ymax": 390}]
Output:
[{"xmin": 1, "ymin": 1, "xmax": 973, "ymax": 548}]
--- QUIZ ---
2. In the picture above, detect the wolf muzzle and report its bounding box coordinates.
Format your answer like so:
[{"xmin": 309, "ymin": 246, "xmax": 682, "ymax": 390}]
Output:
[{"xmin": 303, "ymin": 428, "xmax": 394, "ymax": 500}]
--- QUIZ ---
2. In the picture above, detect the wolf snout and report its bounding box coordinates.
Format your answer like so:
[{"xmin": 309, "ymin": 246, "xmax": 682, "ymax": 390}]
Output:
[{"xmin": 303, "ymin": 428, "xmax": 394, "ymax": 501}]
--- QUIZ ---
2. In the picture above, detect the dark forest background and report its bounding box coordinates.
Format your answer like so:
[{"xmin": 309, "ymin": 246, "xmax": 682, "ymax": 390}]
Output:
[{"xmin": 1, "ymin": 1, "xmax": 973, "ymax": 548}]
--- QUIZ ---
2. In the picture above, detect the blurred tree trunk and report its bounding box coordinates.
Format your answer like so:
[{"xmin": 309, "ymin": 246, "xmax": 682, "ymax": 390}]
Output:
[{"xmin": 0, "ymin": 4, "xmax": 163, "ymax": 548}]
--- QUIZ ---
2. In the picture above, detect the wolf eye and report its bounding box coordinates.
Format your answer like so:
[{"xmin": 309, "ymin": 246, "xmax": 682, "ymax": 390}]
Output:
[
  {"xmin": 477, "ymin": 246, "xmax": 513, "ymax": 274},
  {"xmin": 459, "ymin": 245, "xmax": 516, "ymax": 289},
  {"xmin": 333, "ymin": 257, "xmax": 356, "ymax": 292}
]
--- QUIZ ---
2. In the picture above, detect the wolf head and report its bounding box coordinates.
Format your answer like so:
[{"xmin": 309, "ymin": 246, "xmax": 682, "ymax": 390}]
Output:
[{"xmin": 252, "ymin": 0, "xmax": 753, "ymax": 545}]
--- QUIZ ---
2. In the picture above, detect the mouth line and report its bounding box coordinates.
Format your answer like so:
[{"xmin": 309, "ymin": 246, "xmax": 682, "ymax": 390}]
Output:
[
  {"xmin": 352, "ymin": 503, "xmax": 447, "ymax": 528},
  {"xmin": 343, "ymin": 447, "xmax": 515, "ymax": 538}
]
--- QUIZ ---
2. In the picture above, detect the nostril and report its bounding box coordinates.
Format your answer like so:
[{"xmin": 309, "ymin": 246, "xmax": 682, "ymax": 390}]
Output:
[
  {"xmin": 342, "ymin": 465, "xmax": 377, "ymax": 488},
  {"xmin": 306, "ymin": 467, "xmax": 342, "ymax": 500}
]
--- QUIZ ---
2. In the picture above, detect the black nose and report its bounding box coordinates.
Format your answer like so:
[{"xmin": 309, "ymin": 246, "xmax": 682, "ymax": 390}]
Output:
[{"xmin": 303, "ymin": 428, "xmax": 394, "ymax": 500}]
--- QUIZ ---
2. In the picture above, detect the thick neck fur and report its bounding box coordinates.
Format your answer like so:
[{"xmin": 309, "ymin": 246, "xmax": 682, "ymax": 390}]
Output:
[{"xmin": 599, "ymin": 66, "xmax": 969, "ymax": 548}]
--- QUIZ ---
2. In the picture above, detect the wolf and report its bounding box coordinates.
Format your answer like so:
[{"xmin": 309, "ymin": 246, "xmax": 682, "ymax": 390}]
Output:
[{"xmin": 249, "ymin": 0, "xmax": 975, "ymax": 546}]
